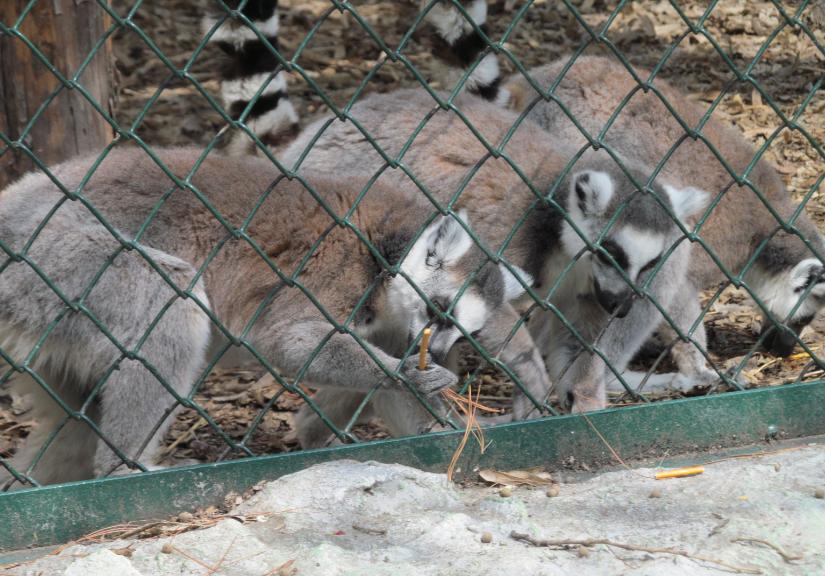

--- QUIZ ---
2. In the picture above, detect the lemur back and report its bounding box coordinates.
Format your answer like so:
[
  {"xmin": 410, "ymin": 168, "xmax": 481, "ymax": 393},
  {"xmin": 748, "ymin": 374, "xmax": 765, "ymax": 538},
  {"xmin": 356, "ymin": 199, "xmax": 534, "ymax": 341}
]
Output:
[
  {"xmin": 0, "ymin": 147, "xmax": 526, "ymax": 486},
  {"xmin": 203, "ymin": 0, "xmax": 505, "ymax": 155},
  {"xmin": 505, "ymin": 55, "xmax": 825, "ymax": 356},
  {"xmin": 282, "ymin": 89, "xmax": 709, "ymax": 414}
]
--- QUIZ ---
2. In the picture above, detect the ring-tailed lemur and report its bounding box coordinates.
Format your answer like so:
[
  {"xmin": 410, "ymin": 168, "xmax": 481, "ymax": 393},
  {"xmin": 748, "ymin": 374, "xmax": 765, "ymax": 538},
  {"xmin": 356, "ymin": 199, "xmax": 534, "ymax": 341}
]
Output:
[
  {"xmin": 502, "ymin": 56, "xmax": 825, "ymax": 372},
  {"xmin": 0, "ymin": 147, "xmax": 531, "ymax": 487},
  {"xmin": 281, "ymin": 87, "xmax": 709, "ymax": 415},
  {"xmin": 202, "ymin": 0, "xmax": 504, "ymax": 154}
]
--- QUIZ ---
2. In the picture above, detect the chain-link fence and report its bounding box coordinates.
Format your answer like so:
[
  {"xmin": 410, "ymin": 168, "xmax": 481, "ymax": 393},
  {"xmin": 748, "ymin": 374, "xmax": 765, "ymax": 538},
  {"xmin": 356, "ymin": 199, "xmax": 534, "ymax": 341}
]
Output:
[{"xmin": 1, "ymin": 0, "xmax": 824, "ymax": 498}]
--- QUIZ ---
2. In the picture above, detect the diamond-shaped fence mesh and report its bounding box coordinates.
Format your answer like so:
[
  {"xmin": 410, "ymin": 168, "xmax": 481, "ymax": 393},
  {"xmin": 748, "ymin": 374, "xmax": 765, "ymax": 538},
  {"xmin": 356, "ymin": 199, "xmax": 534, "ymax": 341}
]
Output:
[{"xmin": 0, "ymin": 0, "xmax": 824, "ymax": 492}]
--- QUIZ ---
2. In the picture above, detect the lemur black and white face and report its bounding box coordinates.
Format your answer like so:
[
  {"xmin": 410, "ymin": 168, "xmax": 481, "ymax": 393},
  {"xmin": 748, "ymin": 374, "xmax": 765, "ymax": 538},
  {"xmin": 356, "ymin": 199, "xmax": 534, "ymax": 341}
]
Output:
[
  {"xmin": 362, "ymin": 210, "xmax": 532, "ymax": 363},
  {"xmin": 753, "ymin": 257, "xmax": 825, "ymax": 356},
  {"xmin": 562, "ymin": 168, "xmax": 708, "ymax": 317}
]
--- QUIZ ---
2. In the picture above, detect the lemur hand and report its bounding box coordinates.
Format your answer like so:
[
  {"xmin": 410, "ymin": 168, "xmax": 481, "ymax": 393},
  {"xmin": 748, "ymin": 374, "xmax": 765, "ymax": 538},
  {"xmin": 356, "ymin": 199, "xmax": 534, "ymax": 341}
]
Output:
[{"xmin": 399, "ymin": 354, "xmax": 458, "ymax": 396}]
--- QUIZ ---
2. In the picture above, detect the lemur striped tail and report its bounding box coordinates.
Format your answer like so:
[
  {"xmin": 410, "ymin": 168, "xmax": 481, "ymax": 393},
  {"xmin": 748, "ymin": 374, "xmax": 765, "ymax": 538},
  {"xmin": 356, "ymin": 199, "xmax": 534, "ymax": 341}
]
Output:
[
  {"xmin": 203, "ymin": 1, "xmax": 505, "ymax": 155},
  {"xmin": 422, "ymin": 0, "xmax": 509, "ymax": 106},
  {"xmin": 202, "ymin": 0, "xmax": 299, "ymax": 155}
]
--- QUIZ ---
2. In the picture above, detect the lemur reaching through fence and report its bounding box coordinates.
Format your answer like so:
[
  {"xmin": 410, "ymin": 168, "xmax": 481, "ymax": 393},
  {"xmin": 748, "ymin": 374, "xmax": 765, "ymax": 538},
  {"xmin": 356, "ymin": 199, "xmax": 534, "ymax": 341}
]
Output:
[
  {"xmin": 0, "ymin": 147, "xmax": 534, "ymax": 487},
  {"xmin": 202, "ymin": 0, "xmax": 504, "ymax": 154},
  {"xmin": 282, "ymin": 88, "xmax": 709, "ymax": 417}
]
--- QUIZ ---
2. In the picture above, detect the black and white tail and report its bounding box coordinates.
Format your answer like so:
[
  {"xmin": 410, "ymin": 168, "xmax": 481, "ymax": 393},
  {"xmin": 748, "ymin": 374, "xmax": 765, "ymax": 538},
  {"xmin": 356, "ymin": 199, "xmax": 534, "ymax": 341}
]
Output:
[
  {"xmin": 421, "ymin": 0, "xmax": 509, "ymax": 106},
  {"xmin": 202, "ymin": 1, "xmax": 505, "ymax": 155},
  {"xmin": 202, "ymin": 0, "xmax": 299, "ymax": 155}
]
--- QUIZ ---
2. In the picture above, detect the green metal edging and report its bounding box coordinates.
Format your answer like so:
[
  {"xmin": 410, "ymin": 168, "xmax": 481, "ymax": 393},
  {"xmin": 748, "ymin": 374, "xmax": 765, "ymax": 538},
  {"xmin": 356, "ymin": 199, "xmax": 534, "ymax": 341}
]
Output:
[{"xmin": 2, "ymin": 379, "xmax": 825, "ymax": 552}]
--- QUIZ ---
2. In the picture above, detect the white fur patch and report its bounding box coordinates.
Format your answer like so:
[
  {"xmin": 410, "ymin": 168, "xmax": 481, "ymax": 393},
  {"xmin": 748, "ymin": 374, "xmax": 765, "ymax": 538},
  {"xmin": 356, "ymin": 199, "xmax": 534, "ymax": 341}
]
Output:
[
  {"xmin": 561, "ymin": 171, "xmax": 616, "ymax": 257},
  {"xmin": 423, "ymin": 0, "xmax": 486, "ymax": 45},
  {"xmin": 500, "ymin": 263, "xmax": 533, "ymax": 300},
  {"xmin": 663, "ymin": 184, "xmax": 709, "ymax": 224},
  {"xmin": 747, "ymin": 258, "xmax": 825, "ymax": 321},
  {"xmin": 221, "ymin": 71, "xmax": 288, "ymax": 106},
  {"xmin": 203, "ymin": 12, "xmax": 280, "ymax": 46},
  {"xmin": 466, "ymin": 53, "xmax": 499, "ymax": 90},
  {"xmin": 573, "ymin": 171, "xmax": 615, "ymax": 215},
  {"xmin": 455, "ymin": 290, "xmax": 488, "ymax": 334},
  {"xmin": 232, "ymin": 98, "xmax": 298, "ymax": 144},
  {"xmin": 613, "ymin": 227, "xmax": 665, "ymax": 278}
]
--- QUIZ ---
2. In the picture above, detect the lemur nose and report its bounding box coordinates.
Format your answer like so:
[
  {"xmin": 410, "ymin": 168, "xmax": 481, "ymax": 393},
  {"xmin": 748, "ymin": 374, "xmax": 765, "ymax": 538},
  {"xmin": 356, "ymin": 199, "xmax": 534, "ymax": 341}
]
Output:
[{"xmin": 594, "ymin": 280, "xmax": 633, "ymax": 317}]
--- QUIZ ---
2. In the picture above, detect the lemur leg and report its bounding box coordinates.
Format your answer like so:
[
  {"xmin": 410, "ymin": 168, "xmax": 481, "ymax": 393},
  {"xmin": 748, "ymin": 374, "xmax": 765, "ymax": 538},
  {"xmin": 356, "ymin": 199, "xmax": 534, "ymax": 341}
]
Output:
[
  {"xmin": 1, "ymin": 373, "xmax": 97, "ymax": 489},
  {"xmin": 556, "ymin": 352, "xmax": 607, "ymax": 414},
  {"xmin": 203, "ymin": 0, "xmax": 299, "ymax": 154},
  {"xmin": 294, "ymin": 389, "xmax": 373, "ymax": 449},
  {"xmin": 91, "ymin": 256, "xmax": 212, "ymax": 477},
  {"xmin": 608, "ymin": 282, "xmax": 719, "ymax": 395},
  {"xmin": 473, "ymin": 302, "xmax": 552, "ymax": 421},
  {"xmin": 0, "ymin": 232, "xmax": 211, "ymax": 482}
]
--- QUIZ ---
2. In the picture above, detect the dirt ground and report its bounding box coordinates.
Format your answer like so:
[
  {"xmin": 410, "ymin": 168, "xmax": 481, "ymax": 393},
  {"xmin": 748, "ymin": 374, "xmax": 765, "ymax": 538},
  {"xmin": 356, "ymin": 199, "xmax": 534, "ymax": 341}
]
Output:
[{"xmin": 1, "ymin": 1, "xmax": 824, "ymax": 468}]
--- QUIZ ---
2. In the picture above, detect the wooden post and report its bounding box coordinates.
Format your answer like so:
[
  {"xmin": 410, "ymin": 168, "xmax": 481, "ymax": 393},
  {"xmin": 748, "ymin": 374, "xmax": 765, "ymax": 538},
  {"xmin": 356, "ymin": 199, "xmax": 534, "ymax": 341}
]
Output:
[{"xmin": 0, "ymin": 0, "xmax": 115, "ymax": 189}]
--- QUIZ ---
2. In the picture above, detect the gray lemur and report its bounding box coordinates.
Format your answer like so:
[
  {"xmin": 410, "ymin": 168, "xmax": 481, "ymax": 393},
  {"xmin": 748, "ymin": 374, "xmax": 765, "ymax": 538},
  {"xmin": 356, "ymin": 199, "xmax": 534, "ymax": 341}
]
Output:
[
  {"xmin": 281, "ymin": 87, "xmax": 709, "ymax": 415},
  {"xmin": 503, "ymin": 56, "xmax": 825, "ymax": 375},
  {"xmin": 0, "ymin": 147, "xmax": 530, "ymax": 487}
]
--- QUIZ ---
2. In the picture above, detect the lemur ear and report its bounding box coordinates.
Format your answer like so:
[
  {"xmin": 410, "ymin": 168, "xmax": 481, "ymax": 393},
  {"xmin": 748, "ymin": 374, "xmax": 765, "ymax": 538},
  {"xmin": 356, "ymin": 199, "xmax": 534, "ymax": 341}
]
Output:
[
  {"xmin": 420, "ymin": 209, "xmax": 474, "ymax": 268},
  {"xmin": 663, "ymin": 185, "xmax": 709, "ymax": 223},
  {"xmin": 791, "ymin": 259, "xmax": 825, "ymax": 297},
  {"xmin": 570, "ymin": 171, "xmax": 615, "ymax": 216},
  {"xmin": 499, "ymin": 263, "xmax": 534, "ymax": 300}
]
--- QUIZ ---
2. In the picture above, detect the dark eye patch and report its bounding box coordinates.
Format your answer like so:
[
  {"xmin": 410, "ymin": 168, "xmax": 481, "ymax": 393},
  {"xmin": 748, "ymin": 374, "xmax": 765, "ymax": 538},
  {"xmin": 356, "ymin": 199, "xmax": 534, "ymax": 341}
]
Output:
[
  {"xmin": 427, "ymin": 296, "xmax": 454, "ymax": 328},
  {"xmin": 596, "ymin": 239, "xmax": 629, "ymax": 271},
  {"xmin": 639, "ymin": 255, "xmax": 662, "ymax": 275}
]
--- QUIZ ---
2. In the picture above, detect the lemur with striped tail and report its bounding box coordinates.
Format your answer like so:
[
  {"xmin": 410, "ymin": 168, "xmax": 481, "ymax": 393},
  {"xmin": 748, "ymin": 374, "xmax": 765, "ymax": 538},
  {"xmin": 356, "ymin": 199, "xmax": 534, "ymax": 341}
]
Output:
[
  {"xmin": 281, "ymin": 88, "xmax": 709, "ymax": 417},
  {"xmin": 202, "ymin": 1, "xmax": 505, "ymax": 154}
]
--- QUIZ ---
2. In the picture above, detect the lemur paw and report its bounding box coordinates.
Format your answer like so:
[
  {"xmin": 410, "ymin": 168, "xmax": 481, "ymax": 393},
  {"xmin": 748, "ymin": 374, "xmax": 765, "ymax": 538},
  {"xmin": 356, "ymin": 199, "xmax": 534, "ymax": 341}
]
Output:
[{"xmin": 401, "ymin": 355, "xmax": 458, "ymax": 396}]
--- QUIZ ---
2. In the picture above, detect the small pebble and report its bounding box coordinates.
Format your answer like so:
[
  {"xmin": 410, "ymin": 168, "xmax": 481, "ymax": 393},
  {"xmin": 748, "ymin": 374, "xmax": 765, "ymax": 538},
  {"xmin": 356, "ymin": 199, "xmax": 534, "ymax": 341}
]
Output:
[
  {"xmin": 815, "ymin": 488, "xmax": 825, "ymax": 499},
  {"xmin": 499, "ymin": 486, "xmax": 513, "ymax": 498},
  {"xmin": 481, "ymin": 532, "xmax": 493, "ymax": 544},
  {"xmin": 161, "ymin": 543, "xmax": 174, "ymax": 554},
  {"xmin": 577, "ymin": 545, "xmax": 590, "ymax": 558},
  {"xmin": 773, "ymin": 463, "xmax": 781, "ymax": 472},
  {"xmin": 546, "ymin": 485, "xmax": 560, "ymax": 498},
  {"xmin": 649, "ymin": 488, "xmax": 662, "ymax": 499},
  {"xmin": 178, "ymin": 511, "xmax": 194, "ymax": 522}
]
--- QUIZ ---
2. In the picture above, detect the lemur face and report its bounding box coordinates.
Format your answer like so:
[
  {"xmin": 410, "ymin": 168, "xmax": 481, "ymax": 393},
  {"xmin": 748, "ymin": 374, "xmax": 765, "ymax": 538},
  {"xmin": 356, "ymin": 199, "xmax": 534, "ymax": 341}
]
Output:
[
  {"xmin": 562, "ymin": 167, "xmax": 708, "ymax": 317},
  {"xmin": 363, "ymin": 211, "xmax": 532, "ymax": 363},
  {"xmin": 756, "ymin": 258, "xmax": 825, "ymax": 356}
]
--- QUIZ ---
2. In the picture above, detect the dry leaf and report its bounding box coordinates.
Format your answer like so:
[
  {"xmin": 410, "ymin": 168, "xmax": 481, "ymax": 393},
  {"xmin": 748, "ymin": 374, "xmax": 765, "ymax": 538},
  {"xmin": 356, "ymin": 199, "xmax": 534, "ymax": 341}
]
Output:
[{"xmin": 479, "ymin": 467, "xmax": 554, "ymax": 487}]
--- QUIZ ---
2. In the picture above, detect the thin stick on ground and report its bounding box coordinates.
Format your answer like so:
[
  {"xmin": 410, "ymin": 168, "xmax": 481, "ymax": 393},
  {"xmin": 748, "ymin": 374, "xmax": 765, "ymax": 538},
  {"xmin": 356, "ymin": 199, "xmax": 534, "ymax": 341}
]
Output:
[
  {"xmin": 732, "ymin": 537, "xmax": 802, "ymax": 563},
  {"xmin": 580, "ymin": 413, "xmax": 656, "ymax": 479},
  {"xmin": 509, "ymin": 531, "xmax": 762, "ymax": 574}
]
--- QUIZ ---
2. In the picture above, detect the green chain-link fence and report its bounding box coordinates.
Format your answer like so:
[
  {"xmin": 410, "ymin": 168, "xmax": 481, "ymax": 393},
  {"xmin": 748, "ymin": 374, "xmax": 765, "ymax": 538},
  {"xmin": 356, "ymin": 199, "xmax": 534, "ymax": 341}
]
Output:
[{"xmin": 1, "ymin": 0, "xmax": 824, "ymax": 545}]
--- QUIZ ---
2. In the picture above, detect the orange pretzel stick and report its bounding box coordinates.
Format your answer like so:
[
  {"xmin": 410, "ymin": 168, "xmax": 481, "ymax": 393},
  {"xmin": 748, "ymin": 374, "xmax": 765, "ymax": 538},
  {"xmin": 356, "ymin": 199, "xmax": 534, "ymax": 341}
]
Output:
[
  {"xmin": 419, "ymin": 328, "xmax": 433, "ymax": 370},
  {"xmin": 655, "ymin": 466, "xmax": 705, "ymax": 480}
]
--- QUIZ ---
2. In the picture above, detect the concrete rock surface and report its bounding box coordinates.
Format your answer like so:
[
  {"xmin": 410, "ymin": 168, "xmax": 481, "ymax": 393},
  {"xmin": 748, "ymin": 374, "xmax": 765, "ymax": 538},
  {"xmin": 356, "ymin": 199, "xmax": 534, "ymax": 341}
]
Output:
[{"xmin": 5, "ymin": 446, "xmax": 825, "ymax": 575}]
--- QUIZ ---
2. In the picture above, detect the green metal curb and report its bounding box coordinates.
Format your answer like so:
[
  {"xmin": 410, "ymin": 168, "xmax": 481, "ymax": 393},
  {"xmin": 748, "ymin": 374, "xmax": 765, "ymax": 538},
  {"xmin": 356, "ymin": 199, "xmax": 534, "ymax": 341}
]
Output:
[{"xmin": 2, "ymin": 379, "xmax": 825, "ymax": 552}]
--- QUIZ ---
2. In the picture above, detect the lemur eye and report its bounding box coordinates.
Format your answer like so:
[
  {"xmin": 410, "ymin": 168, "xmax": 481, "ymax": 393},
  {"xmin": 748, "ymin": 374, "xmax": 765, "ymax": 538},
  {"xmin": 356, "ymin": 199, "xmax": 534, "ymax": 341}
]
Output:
[
  {"xmin": 640, "ymin": 255, "xmax": 662, "ymax": 274},
  {"xmin": 427, "ymin": 296, "xmax": 454, "ymax": 326}
]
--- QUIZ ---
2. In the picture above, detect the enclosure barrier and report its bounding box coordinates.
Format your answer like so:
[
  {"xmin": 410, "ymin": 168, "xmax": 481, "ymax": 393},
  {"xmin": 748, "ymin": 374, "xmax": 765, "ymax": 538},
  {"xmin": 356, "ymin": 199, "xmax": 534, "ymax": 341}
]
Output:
[{"xmin": 1, "ymin": 0, "xmax": 824, "ymax": 552}]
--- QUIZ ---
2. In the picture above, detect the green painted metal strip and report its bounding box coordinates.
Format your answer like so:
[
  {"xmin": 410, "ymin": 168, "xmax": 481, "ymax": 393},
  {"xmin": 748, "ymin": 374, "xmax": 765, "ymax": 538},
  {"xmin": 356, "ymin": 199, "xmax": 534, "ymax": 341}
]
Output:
[{"xmin": 2, "ymin": 380, "xmax": 825, "ymax": 552}]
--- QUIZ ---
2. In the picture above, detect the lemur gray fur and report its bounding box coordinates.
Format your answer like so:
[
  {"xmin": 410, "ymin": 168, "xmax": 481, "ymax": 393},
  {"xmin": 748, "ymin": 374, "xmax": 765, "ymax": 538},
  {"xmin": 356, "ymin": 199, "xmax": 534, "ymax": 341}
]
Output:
[
  {"xmin": 0, "ymin": 147, "xmax": 528, "ymax": 486},
  {"xmin": 503, "ymin": 56, "xmax": 825, "ymax": 379},
  {"xmin": 281, "ymin": 88, "xmax": 709, "ymax": 416}
]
